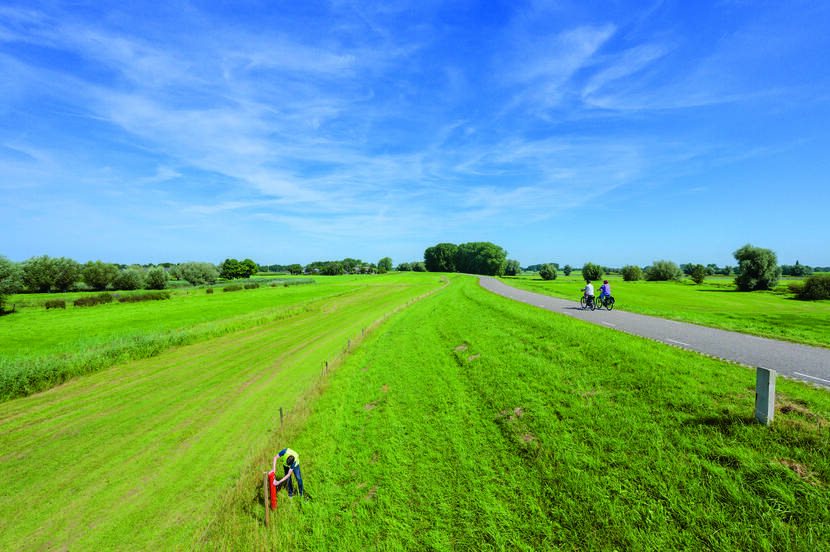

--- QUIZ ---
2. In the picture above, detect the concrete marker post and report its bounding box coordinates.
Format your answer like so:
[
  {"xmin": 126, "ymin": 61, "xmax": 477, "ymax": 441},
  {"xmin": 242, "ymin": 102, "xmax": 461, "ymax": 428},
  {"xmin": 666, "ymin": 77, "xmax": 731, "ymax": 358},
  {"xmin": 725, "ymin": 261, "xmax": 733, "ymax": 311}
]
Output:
[{"xmin": 755, "ymin": 366, "xmax": 776, "ymax": 425}]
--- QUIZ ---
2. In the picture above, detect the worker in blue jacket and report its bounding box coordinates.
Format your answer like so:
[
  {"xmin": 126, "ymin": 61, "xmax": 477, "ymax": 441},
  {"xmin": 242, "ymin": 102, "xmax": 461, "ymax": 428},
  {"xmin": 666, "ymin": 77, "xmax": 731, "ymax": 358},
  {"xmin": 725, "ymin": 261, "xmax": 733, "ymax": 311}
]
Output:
[{"xmin": 272, "ymin": 447, "xmax": 304, "ymax": 499}]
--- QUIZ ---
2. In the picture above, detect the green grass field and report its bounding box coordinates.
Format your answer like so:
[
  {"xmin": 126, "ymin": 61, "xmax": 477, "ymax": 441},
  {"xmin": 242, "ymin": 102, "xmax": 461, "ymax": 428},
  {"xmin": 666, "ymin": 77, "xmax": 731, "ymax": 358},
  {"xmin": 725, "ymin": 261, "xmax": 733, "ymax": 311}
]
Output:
[
  {"xmin": 0, "ymin": 275, "xmax": 425, "ymax": 400},
  {"xmin": 2, "ymin": 273, "xmax": 828, "ymax": 551},
  {"xmin": 0, "ymin": 273, "xmax": 445, "ymax": 551},
  {"xmin": 204, "ymin": 275, "xmax": 829, "ymax": 551},
  {"xmin": 500, "ymin": 274, "xmax": 830, "ymax": 348}
]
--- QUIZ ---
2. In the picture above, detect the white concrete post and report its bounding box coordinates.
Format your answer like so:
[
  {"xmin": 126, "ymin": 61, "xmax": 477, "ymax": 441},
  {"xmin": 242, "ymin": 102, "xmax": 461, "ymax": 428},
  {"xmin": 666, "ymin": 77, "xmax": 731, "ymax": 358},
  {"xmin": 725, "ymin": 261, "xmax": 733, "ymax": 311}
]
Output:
[{"xmin": 755, "ymin": 367, "xmax": 776, "ymax": 425}]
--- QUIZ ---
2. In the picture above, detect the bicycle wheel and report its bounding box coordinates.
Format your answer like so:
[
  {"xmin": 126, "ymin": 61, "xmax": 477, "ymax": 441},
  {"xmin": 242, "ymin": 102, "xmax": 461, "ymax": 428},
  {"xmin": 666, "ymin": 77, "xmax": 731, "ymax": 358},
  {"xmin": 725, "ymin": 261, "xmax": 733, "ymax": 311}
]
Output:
[
  {"xmin": 580, "ymin": 296, "xmax": 587, "ymax": 309},
  {"xmin": 606, "ymin": 297, "xmax": 615, "ymax": 311},
  {"xmin": 588, "ymin": 297, "xmax": 595, "ymax": 311}
]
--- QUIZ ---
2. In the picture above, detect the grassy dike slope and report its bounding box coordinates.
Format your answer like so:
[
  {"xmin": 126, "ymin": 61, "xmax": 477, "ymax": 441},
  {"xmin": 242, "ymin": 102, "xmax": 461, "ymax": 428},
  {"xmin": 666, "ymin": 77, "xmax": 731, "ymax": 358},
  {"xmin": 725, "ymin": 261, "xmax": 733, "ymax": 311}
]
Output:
[
  {"xmin": 208, "ymin": 275, "xmax": 830, "ymax": 551},
  {"xmin": 0, "ymin": 275, "xmax": 443, "ymax": 551}
]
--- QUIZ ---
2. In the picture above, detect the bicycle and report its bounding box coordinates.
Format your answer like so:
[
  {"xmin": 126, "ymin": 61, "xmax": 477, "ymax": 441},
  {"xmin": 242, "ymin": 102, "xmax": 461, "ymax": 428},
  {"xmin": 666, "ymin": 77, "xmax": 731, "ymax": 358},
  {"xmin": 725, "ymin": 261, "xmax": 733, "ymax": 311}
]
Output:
[
  {"xmin": 597, "ymin": 295, "xmax": 615, "ymax": 310},
  {"xmin": 579, "ymin": 295, "xmax": 596, "ymax": 310}
]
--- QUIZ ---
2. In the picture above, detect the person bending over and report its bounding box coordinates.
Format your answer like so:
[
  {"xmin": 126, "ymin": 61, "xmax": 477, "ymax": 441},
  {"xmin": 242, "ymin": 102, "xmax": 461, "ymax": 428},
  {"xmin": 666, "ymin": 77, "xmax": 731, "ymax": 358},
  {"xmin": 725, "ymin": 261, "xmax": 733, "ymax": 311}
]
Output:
[{"xmin": 273, "ymin": 447, "xmax": 304, "ymax": 499}]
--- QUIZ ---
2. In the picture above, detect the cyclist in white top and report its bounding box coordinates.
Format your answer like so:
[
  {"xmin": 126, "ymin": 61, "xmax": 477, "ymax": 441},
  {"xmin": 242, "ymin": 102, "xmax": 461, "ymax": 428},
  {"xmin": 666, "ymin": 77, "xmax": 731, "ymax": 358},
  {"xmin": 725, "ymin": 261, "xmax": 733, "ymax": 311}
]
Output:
[{"xmin": 582, "ymin": 280, "xmax": 595, "ymax": 308}]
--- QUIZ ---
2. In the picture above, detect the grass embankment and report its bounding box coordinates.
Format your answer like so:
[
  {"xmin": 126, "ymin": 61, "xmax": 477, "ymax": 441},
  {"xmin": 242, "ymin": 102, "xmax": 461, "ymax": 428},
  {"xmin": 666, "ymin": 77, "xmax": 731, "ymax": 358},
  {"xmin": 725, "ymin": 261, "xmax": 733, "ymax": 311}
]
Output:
[
  {"xmin": 501, "ymin": 274, "xmax": 830, "ymax": 348},
  {"xmin": 0, "ymin": 275, "xmax": 404, "ymax": 401},
  {"xmin": 206, "ymin": 275, "xmax": 829, "ymax": 551},
  {"xmin": 0, "ymin": 274, "xmax": 444, "ymax": 551}
]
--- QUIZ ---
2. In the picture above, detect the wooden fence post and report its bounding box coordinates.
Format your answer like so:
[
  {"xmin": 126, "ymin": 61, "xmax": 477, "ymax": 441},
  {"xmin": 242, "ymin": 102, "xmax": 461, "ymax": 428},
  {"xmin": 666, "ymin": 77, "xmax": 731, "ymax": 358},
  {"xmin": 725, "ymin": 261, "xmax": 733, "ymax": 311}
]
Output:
[
  {"xmin": 263, "ymin": 472, "xmax": 270, "ymax": 526},
  {"xmin": 280, "ymin": 407, "xmax": 284, "ymax": 427}
]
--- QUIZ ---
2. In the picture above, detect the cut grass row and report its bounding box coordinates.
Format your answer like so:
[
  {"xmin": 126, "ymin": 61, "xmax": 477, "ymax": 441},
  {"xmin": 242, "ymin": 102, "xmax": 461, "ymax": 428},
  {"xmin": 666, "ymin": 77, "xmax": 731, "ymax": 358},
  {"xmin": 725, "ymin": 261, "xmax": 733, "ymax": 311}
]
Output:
[
  {"xmin": 205, "ymin": 275, "xmax": 829, "ymax": 551},
  {"xmin": 0, "ymin": 275, "xmax": 445, "ymax": 551},
  {"xmin": 0, "ymin": 275, "xmax": 425, "ymax": 401},
  {"xmin": 500, "ymin": 274, "xmax": 830, "ymax": 348}
]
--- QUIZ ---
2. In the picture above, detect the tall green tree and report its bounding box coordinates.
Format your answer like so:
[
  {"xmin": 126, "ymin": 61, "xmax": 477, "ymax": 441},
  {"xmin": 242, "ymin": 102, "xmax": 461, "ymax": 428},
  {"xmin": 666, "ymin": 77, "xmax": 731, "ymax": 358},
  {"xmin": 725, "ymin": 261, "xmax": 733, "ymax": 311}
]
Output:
[
  {"xmin": 22, "ymin": 255, "xmax": 58, "ymax": 293},
  {"xmin": 82, "ymin": 260, "xmax": 119, "ymax": 291},
  {"xmin": 53, "ymin": 257, "xmax": 81, "ymax": 292},
  {"xmin": 219, "ymin": 258, "xmax": 241, "ymax": 279},
  {"xmin": 504, "ymin": 259, "xmax": 521, "ymax": 276},
  {"xmin": 287, "ymin": 264, "xmax": 303, "ymax": 275},
  {"xmin": 0, "ymin": 255, "xmax": 23, "ymax": 311},
  {"xmin": 239, "ymin": 259, "xmax": 258, "ymax": 278},
  {"xmin": 113, "ymin": 268, "xmax": 145, "ymax": 290},
  {"xmin": 377, "ymin": 257, "xmax": 393, "ymax": 274},
  {"xmin": 323, "ymin": 262, "xmax": 345, "ymax": 275},
  {"xmin": 455, "ymin": 242, "xmax": 508, "ymax": 276},
  {"xmin": 424, "ymin": 243, "xmax": 458, "ymax": 272},
  {"xmin": 581, "ymin": 262, "xmax": 603, "ymax": 281},
  {"xmin": 144, "ymin": 267, "xmax": 169, "ymax": 290},
  {"xmin": 563, "ymin": 264, "xmax": 572, "ymax": 276},
  {"xmin": 734, "ymin": 244, "xmax": 781, "ymax": 291}
]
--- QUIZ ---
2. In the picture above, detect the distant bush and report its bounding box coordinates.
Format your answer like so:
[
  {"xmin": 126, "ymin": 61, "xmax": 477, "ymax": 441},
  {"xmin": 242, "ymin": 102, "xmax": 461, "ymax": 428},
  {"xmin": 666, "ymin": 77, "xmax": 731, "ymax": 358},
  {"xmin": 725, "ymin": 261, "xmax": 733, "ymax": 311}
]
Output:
[
  {"xmin": 244, "ymin": 283, "xmax": 259, "ymax": 289},
  {"xmin": 688, "ymin": 264, "xmax": 707, "ymax": 285},
  {"xmin": 563, "ymin": 265, "xmax": 572, "ymax": 276},
  {"xmin": 175, "ymin": 262, "xmax": 218, "ymax": 286},
  {"xmin": 45, "ymin": 299, "xmax": 66, "ymax": 310},
  {"xmin": 620, "ymin": 265, "xmax": 641, "ymax": 282},
  {"xmin": 206, "ymin": 288, "xmax": 214, "ymax": 294},
  {"xmin": 581, "ymin": 262, "xmax": 603, "ymax": 281},
  {"xmin": 539, "ymin": 264, "xmax": 557, "ymax": 281},
  {"xmin": 645, "ymin": 260, "xmax": 682, "ymax": 281},
  {"xmin": 787, "ymin": 281, "xmax": 805, "ymax": 296},
  {"xmin": 797, "ymin": 273, "xmax": 830, "ymax": 301},
  {"xmin": 116, "ymin": 291, "xmax": 171, "ymax": 303},
  {"xmin": 411, "ymin": 262, "xmax": 426, "ymax": 272},
  {"xmin": 223, "ymin": 285, "xmax": 243, "ymax": 292},
  {"xmin": 74, "ymin": 293, "xmax": 114, "ymax": 307}
]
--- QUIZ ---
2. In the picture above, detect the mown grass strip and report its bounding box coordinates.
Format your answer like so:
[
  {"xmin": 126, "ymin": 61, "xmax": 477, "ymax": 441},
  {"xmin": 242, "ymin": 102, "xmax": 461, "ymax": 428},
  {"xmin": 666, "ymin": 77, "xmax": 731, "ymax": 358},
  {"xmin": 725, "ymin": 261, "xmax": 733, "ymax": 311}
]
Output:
[
  {"xmin": 0, "ymin": 276, "xmax": 424, "ymax": 401},
  {"xmin": 0, "ymin": 275, "xmax": 444, "ymax": 551},
  {"xmin": 501, "ymin": 274, "xmax": 830, "ymax": 348},
  {"xmin": 206, "ymin": 275, "xmax": 830, "ymax": 551}
]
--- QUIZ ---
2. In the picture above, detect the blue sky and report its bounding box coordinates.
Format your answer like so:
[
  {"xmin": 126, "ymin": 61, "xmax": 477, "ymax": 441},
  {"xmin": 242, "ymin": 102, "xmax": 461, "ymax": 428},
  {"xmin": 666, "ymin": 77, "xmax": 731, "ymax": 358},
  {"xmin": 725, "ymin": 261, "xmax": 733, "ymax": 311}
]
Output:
[{"xmin": 2, "ymin": 1, "xmax": 829, "ymax": 268}]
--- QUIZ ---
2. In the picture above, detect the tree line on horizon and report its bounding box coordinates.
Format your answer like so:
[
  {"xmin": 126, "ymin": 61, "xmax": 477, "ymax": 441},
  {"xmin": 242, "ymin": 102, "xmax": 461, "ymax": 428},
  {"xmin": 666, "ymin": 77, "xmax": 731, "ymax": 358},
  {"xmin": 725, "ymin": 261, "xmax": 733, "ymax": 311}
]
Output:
[
  {"xmin": 527, "ymin": 245, "xmax": 829, "ymax": 300},
  {"xmin": 2, "ymin": 243, "xmax": 829, "ymax": 311}
]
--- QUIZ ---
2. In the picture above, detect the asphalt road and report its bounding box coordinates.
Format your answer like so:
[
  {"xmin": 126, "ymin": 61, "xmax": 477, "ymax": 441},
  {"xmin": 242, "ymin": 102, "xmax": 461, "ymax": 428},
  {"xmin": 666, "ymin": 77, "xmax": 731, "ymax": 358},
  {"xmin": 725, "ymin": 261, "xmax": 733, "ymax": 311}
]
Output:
[{"xmin": 478, "ymin": 276, "xmax": 830, "ymax": 390}]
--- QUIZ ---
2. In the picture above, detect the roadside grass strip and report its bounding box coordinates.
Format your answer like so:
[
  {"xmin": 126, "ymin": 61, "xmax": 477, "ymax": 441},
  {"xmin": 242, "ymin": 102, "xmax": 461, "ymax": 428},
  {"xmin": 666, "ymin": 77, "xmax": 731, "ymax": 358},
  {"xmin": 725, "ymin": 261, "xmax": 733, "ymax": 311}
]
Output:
[
  {"xmin": 501, "ymin": 275, "xmax": 830, "ymax": 349},
  {"xmin": 0, "ymin": 276, "xmax": 443, "ymax": 551},
  {"xmin": 207, "ymin": 275, "xmax": 829, "ymax": 551}
]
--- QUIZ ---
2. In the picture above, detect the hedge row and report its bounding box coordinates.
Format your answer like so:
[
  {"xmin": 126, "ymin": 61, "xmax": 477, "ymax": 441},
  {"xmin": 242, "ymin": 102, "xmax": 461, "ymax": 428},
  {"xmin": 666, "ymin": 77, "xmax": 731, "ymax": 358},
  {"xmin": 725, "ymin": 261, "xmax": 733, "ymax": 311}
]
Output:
[{"xmin": 72, "ymin": 292, "xmax": 171, "ymax": 308}]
